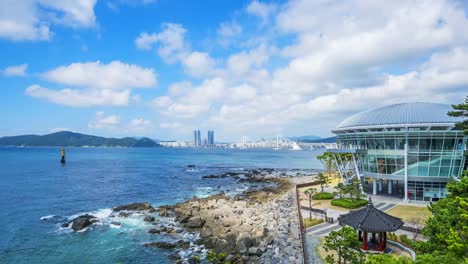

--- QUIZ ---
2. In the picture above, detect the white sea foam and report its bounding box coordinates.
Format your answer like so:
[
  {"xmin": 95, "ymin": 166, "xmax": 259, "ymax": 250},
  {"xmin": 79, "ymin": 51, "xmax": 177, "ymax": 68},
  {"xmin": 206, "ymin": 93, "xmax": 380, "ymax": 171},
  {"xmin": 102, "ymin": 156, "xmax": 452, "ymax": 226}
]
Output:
[
  {"xmin": 40, "ymin": 215, "xmax": 56, "ymax": 220},
  {"xmin": 109, "ymin": 223, "xmax": 121, "ymax": 229},
  {"xmin": 197, "ymin": 187, "xmax": 213, "ymax": 190}
]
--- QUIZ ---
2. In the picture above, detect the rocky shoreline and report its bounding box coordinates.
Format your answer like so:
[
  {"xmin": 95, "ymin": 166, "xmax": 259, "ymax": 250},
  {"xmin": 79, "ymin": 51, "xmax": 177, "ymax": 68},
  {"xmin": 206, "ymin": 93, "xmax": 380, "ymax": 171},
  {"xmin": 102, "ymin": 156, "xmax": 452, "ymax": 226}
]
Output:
[{"xmin": 49, "ymin": 168, "xmax": 318, "ymax": 263}]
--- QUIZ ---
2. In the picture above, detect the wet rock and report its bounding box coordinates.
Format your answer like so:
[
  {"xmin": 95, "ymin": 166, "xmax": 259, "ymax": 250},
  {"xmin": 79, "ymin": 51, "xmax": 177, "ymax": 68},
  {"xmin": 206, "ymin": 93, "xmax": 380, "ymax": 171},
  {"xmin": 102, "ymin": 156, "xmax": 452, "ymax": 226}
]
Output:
[
  {"xmin": 144, "ymin": 242, "xmax": 177, "ymax": 249},
  {"xmin": 67, "ymin": 214, "xmax": 99, "ymax": 231},
  {"xmin": 168, "ymin": 252, "xmax": 182, "ymax": 262},
  {"xmin": 148, "ymin": 228, "xmax": 160, "ymax": 234},
  {"xmin": 111, "ymin": 221, "xmax": 121, "ymax": 226},
  {"xmin": 187, "ymin": 164, "xmax": 196, "ymax": 168},
  {"xmin": 176, "ymin": 240, "xmax": 190, "ymax": 249},
  {"xmin": 113, "ymin": 202, "xmax": 153, "ymax": 212},
  {"xmin": 118, "ymin": 212, "xmax": 131, "ymax": 217},
  {"xmin": 144, "ymin": 215, "xmax": 155, "ymax": 222}
]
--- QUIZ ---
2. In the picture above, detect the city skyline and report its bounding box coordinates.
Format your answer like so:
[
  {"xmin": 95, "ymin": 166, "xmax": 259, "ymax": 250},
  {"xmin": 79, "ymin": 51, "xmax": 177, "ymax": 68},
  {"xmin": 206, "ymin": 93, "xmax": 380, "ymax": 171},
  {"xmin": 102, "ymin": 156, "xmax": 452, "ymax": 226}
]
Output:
[{"xmin": 1, "ymin": 1, "xmax": 468, "ymax": 141}]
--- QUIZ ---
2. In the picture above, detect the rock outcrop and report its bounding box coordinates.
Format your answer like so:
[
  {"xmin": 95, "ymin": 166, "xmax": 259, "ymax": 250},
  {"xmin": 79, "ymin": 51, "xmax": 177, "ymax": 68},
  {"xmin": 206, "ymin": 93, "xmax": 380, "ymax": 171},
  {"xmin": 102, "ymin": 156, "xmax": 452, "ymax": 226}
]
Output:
[
  {"xmin": 62, "ymin": 214, "xmax": 99, "ymax": 231},
  {"xmin": 113, "ymin": 202, "xmax": 153, "ymax": 212}
]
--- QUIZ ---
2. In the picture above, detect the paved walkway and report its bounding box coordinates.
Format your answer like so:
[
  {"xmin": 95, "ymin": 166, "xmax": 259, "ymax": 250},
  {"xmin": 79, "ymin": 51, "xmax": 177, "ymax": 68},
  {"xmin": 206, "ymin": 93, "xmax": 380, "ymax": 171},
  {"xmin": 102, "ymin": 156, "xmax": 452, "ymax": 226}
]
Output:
[{"xmin": 304, "ymin": 202, "xmax": 397, "ymax": 237}]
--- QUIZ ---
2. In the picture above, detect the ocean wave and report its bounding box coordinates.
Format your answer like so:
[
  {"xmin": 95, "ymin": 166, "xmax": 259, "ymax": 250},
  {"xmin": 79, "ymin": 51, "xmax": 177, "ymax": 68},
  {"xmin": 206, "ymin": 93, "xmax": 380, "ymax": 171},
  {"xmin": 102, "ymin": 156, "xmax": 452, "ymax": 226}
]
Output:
[{"xmin": 196, "ymin": 187, "xmax": 213, "ymax": 190}]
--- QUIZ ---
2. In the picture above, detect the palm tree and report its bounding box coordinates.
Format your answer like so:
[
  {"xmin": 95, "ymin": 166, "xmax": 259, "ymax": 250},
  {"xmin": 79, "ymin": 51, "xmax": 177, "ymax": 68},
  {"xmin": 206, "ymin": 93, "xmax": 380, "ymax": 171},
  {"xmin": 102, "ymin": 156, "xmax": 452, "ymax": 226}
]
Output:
[{"xmin": 304, "ymin": 187, "xmax": 317, "ymax": 219}]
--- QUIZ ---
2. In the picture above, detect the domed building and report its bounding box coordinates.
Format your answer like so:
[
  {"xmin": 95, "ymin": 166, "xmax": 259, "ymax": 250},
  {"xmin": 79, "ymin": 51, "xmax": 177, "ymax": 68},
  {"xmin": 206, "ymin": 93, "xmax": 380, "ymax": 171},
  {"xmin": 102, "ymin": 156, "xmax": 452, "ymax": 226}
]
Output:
[{"xmin": 330, "ymin": 102, "xmax": 467, "ymax": 201}]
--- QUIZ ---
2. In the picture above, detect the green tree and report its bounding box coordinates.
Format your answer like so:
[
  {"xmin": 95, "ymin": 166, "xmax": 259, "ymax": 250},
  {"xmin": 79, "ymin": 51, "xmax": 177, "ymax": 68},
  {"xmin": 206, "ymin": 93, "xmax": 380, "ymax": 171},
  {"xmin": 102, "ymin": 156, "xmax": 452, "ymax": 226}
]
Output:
[
  {"xmin": 304, "ymin": 187, "xmax": 317, "ymax": 219},
  {"xmin": 318, "ymin": 172, "xmax": 331, "ymax": 192},
  {"xmin": 318, "ymin": 152, "xmax": 336, "ymax": 178},
  {"xmin": 335, "ymin": 182, "xmax": 346, "ymax": 198},
  {"xmin": 421, "ymin": 173, "xmax": 468, "ymax": 260},
  {"xmin": 448, "ymin": 95, "xmax": 468, "ymax": 135},
  {"xmin": 323, "ymin": 226, "xmax": 364, "ymax": 264}
]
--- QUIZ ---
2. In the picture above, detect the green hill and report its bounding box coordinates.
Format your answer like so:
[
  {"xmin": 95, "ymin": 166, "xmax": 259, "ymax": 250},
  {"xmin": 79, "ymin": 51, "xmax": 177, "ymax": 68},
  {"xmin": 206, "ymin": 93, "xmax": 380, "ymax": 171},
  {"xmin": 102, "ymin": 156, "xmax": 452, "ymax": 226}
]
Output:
[{"xmin": 0, "ymin": 131, "xmax": 162, "ymax": 147}]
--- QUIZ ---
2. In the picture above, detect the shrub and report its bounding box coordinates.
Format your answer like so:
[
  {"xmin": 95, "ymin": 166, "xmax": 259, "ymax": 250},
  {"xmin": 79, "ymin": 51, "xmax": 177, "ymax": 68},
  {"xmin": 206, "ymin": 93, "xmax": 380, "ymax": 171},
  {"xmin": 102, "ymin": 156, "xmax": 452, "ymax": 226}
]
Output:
[
  {"xmin": 331, "ymin": 198, "xmax": 368, "ymax": 209},
  {"xmin": 399, "ymin": 234, "xmax": 413, "ymax": 247},
  {"xmin": 313, "ymin": 192, "xmax": 334, "ymax": 200}
]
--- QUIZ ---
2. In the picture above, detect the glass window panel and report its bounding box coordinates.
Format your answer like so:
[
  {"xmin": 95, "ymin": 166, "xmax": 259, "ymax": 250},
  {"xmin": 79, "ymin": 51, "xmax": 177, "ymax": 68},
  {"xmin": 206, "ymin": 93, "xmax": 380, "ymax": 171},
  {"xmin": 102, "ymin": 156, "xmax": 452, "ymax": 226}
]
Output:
[
  {"xmin": 385, "ymin": 138, "xmax": 395, "ymax": 150},
  {"xmin": 418, "ymin": 166, "xmax": 429, "ymax": 176},
  {"xmin": 395, "ymin": 137, "xmax": 405, "ymax": 149},
  {"xmin": 444, "ymin": 138, "xmax": 455, "ymax": 151},
  {"xmin": 409, "ymin": 138, "xmax": 419, "ymax": 151},
  {"xmin": 431, "ymin": 138, "xmax": 443, "ymax": 151},
  {"xmin": 375, "ymin": 138, "xmax": 384, "ymax": 150},
  {"xmin": 429, "ymin": 166, "xmax": 439, "ymax": 177},
  {"xmin": 377, "ymin": 158, "xmax": 386, "ymax": 174},
  {"xmin": 439, "ymin": 167, "xmax": 450, "ymax": 177},
  {"xmin": 419, "ymin": 138, "xmax": 431, "ymax": 151}
]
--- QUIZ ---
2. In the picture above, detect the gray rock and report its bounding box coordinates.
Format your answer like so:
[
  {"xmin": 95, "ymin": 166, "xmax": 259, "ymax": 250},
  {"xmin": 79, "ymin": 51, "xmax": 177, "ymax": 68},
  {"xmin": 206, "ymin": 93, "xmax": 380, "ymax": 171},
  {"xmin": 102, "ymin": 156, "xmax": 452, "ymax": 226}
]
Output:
[
  {"xmin": 144, "ymin": 215, "xmax": 155, "ymax": 222},
  {"xmin": 144, "ymin": 241, "xmax": 176, "ymax": 249},
  {"xmin": 248, "ymin": 247, "xmax": 262, "ymax": 256},
  {"xmin": 113, "ymin": 202, "xmax": 153, "ymax": 212},
  {"xmin": 186, "ymin": 216, "xmax": 205, "ymax": 228},
  {"xmin": 68, "ymin": 214, "xmax": 99, "ymax": 231}
]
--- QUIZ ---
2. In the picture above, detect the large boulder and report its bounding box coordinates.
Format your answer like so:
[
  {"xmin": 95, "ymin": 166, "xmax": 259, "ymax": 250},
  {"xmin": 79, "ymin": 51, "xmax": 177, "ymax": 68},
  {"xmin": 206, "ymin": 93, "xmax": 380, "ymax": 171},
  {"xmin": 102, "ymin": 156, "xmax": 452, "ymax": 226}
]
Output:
[
  {"xmin": 186, "ymin": 216, "xmax": 205, "ymax": 228},
  {"xmin": 143, "ymin": 215, "xmax": 155, "ymax": 222},
  {"xmin": 66, "ymin": 214, "xmax": 99, "ymax": 231},
  {"xmin": 144, "ymin": 242, "xmax": 177, "ymax": 249},
  {"xmin": 113, "ymin": 202, "xmax": 152, "ymax": 212}
]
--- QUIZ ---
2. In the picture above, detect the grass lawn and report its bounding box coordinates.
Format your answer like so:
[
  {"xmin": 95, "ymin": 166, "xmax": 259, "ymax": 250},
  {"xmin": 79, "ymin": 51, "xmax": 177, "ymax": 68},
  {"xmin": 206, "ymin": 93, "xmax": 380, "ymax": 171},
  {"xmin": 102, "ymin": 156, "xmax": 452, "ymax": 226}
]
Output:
[
  {"xmin": 303, "ymin": 218, "xmax": 324, "ymax": 228},
  {"xmin": 386, "ymin": 205, "xmax": 431, "ymax": 224}
]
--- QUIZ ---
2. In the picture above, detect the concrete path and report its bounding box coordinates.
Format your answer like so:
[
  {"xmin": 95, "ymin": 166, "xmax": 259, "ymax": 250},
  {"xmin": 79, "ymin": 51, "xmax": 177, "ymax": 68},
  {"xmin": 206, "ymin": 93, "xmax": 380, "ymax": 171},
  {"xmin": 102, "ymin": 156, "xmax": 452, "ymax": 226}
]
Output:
[{"xmin": 304, "ymin": 201, "xmax": 396, "ymax": 237}]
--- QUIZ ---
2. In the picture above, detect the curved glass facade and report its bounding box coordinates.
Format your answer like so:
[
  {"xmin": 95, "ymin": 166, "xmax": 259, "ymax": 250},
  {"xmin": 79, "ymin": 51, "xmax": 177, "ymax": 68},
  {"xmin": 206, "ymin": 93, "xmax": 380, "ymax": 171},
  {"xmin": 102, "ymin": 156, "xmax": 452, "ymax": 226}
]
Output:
[{"xmin": 337, "ymin": 131, "xmax": 466, "ymax": 179}]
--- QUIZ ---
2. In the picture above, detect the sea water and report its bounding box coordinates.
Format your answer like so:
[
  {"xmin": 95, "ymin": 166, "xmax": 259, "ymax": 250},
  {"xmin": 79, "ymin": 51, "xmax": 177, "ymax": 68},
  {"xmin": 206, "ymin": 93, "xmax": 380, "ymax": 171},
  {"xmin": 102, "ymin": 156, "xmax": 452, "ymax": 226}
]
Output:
[{"xmin": 0, "ymin": 147, "xmax": 323, "ymax": 263}]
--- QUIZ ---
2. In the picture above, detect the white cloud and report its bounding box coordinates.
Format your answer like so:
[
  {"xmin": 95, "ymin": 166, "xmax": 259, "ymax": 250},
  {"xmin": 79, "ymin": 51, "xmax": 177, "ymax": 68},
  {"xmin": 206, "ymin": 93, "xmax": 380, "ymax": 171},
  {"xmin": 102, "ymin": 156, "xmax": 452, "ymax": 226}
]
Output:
[
  {"xmin": 26, "ymin": 61, "xmax": 157, "ymax": 107},
  {"xmin": 160, "ymin": 122, "xmax": 182, "ymax": 129},
  {"xmin": 218, "ymin": 21, "xmax": 242, "ymax": 37},
  {"xmin": 181, "ymin": 51, "xmax": 216, "ymax": 77},
  {"xmin": 88, "ymin": 111, "xmax": 121, "ymax": 129},
  {"xmin": 135, "ymin": 23, "xmax": 188, "ymax": 63},
  {"xmin": 2, "ymin": 64, "xmax": 28, "ymax": 77},
  {"xmin": 246, "ymin": 0, "xmax": 277, "ymax": 24},
  {"xmin": 129, "ymin": 118, "xmax": 151, "ymax": 132},
  {"xmin": 150, "ymin": 0, "xmax": 468, "ymax": 140},
  {"xmin": 0, "ymin": 0, "xmax": 97, "ymax": 41},
  {"xmin": 26, "ymin": 85, "xmax": 131, "ymax": 107},
  {"xmin": 88, "ymin": 111, "xmax": 153, "ymax": 135},
  {"xmin": 42, "ymin": 61, "xmax": 156, "ymax": 90}
]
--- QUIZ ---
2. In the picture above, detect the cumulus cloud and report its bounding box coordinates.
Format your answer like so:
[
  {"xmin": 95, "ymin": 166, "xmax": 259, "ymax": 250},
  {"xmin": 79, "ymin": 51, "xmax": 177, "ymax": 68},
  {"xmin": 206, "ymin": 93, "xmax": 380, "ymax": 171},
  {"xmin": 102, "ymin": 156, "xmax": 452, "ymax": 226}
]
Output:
[
  {"xmin": 218, "ymin": 21, "xmax": 242, "ymax": 38},
  {"xmin": 246, "ymin": 0, "xmax": 277, "ymax": 24},
  {"xmin": 0, "ymin": 0, "xmax": 97, "ymax": 41},
  {"xmin": 26, "ymin": 61, "xmax": 157, "ymax": 107},
  {"xmin": 150, "ymin": 0, "xmax": 468, "ymax": 140},
  {"xmin": 135, "ymin": 23, "xmax": 188, "ymax": 63},
  {"xmin": 26, "ymin": 85, "xmax": 131, "ymax": 107},
  {"xmin": 88, "ymin": 111, "xmax": 152, "ymax": 134},
  {"xmin": 42, "ymin": 61, "xmax": 156, "ymax": 89},
  {"xmin": 88, "ymin": 111, "xmax": 121, "ymax": 129},
  {"xmin": 2, "ymin": 64, "xmax": 28, "ymax": 77}
]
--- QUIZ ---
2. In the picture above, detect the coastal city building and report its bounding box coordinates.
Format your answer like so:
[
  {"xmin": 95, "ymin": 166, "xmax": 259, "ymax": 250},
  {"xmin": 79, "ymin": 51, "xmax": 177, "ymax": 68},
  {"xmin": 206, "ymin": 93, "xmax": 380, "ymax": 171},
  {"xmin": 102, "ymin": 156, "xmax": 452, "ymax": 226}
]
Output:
[
  {"xmin": 329, "ymin": 102, "xmax": 467, "ymax": 202},
  {"xmin": 207, "ymin": 130, "xmax": 215, "ymax": 147}
]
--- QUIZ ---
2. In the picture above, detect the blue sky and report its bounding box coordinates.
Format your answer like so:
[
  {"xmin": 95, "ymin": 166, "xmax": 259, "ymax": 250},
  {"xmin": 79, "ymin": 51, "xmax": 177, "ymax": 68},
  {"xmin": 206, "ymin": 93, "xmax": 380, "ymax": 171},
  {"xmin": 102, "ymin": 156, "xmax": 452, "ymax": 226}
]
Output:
[{"xmin": 1, "ymin": 0, "xmax": 468, "ymax": 141}]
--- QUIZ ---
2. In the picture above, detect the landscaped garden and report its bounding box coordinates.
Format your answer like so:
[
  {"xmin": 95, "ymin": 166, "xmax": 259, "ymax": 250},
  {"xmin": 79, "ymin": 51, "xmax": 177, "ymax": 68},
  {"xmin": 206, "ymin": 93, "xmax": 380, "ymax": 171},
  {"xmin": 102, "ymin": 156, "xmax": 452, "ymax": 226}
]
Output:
[
  {"xmin": 331, "ymin": 197, "xmax": 368, "ymax": 209},
  {"xmin": 386, "ymin": 205, "xmax": 431, "ymax": 224}
]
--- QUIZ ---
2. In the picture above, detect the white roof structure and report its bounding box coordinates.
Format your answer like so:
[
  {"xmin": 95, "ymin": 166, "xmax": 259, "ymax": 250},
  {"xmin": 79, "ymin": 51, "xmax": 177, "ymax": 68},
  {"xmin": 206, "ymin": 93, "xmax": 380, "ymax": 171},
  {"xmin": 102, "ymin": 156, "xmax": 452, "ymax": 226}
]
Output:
[{"xmin": 334, "ymin": 102, "xmax": 462, "ymax": 132}]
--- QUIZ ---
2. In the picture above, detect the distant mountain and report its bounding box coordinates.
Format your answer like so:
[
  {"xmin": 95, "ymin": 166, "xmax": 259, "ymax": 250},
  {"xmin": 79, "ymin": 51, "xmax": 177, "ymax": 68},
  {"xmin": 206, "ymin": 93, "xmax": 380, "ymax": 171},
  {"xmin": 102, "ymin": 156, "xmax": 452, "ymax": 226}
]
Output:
[
  {"xmin": 288, "ymin": 135, "xmax": 322, "ymax": 141},
  {"xmin": 0, "ymin": 131, "xmax": 162, "ymax": 147}
]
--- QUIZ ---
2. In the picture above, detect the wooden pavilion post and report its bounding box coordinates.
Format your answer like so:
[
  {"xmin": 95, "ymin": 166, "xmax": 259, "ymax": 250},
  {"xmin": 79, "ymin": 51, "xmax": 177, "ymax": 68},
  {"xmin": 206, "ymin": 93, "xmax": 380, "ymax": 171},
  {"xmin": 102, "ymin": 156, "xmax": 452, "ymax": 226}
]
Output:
[
  {"xmin": 358, "ymin": 230, "xmax": 362, "ymax": 241},
  {"xmin": 377, "ymin": 232, "xmax": 383, "ymax": 251},
  {"xmin": 361, "ymin": 231, "xmax": 369, "ymax": 250},
  {"xmin": 383, "ymin": 232, "xmax": 387, "ymax": 249}
]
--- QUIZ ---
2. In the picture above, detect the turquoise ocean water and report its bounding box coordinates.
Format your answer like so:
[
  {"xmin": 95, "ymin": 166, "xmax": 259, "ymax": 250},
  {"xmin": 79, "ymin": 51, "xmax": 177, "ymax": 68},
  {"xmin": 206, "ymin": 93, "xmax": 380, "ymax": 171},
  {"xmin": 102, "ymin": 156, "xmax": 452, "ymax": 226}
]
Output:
[{"xmin": 0, "ymin": 147, "xmax": 323, "ymax": 263}]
